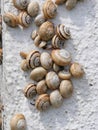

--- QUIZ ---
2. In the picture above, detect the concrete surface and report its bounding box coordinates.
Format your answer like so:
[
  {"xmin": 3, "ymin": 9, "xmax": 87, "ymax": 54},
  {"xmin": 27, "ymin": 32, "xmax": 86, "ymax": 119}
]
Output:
[{"xmin": 1, "ymin": 0, "xmax": 98, "ymax": 130}]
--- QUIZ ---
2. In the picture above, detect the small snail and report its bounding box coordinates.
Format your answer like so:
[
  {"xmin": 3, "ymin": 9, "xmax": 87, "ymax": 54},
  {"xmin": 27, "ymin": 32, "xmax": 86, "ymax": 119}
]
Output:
[
  {"xmin": 10, "ymin": 114, "xmax": 26, "ymax": 130},
  {"xmin": 50, "ymin": 90, "xmax": 63, "ymax": 108},
  {"xmin": 30, "ymin": 67, "xmax": 47, "ymax": 81},
  {"xmin": 60, "ymin": 80, "xmax": 73, "ymax": 98},
  {"xmin": 20, "ymin": 60, "xmax": 29, "ymax": 71},
  {"xmin": 34, "ymin": 35, "xmax": 41, "ymax": 47},
  {"xmin": 58, "ymin": 70, "xmax": 71, "ymax": 80},
  {"xmin": 46, "ymin": 71, "xmax": 60, "ymax": 90},
  {"xmin": 40, "ymin": 52, "xmax": 53, "ymax": 70},
  {"xmin": 65, "ymin": 0, "xmax": 77, "ymax": 10},
  {"xmin": 70, "ymin": 62, "xmax": 84, "ymax": 78},
  {"xmin": 23, "ymin": 83, "xmax": 37, "ymax": 98},
  {"xmin": 53, "ymin": 63, "xmax": 63, "ymax": 72},
  {"xmin": 34, "ymin": 14, "xmax": 46, "ymax": 26},
  {"xmin": 31, "ymin": 30, "xmax": 38, "ymax": 40},
  {"xmin": 38, "ymin": 41, "xmax": 47, "ymax": 49},
  {"xmin": 51, "ymin": 49, "xmax": 71, "ymax": 66},
  {"xmin": 27, "ymin": 1, "xmax": 39, "ymax": 17},
  {"xmin": 36, "ymin": 80, "xmax": 48, "ymax": 95},
  {"xmin": 55, "ymin": 0, "xmax": 66, "ymax": 5},
  {"xmin": 35, "ymin": 94, "xmax": 50, "ymax": 111}
]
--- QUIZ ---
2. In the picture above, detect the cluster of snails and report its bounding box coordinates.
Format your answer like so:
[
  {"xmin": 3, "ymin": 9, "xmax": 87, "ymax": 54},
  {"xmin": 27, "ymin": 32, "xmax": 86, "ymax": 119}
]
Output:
[
  {"xmin": 0, "ymin": 15, "xmax": 2, "ymax": 65},
  {"xmin": 20, "ymin": 49, "xmax": 84, "ymax": 111}
]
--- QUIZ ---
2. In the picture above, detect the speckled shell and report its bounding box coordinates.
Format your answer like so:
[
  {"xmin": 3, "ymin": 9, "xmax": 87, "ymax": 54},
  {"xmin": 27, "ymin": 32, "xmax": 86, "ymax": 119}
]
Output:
[
  {"xmin": 23, "ymin": 83, "xmax": 37, "ymax": 98},
  {"xmin": 66, "ymin": 0, "xmax": 77, "ymax": 10},
  {"xmin": 38, "ymin": 21, "xmax": 55, "ymax": 41},
  {"xmin": 36, "ymin": 80, "xmax": 48, "ymax": 95},
  {"xmin": 43, "ymin": 0, "xmax": 57, "ymax": 19},
  {"xmin": 46, "ymin": 71, "xmax": 60, "ymax": 90},
  {"xmin": 27, "ymin": 1, "xmax": 39, "ymax": 17},
  {"xmin": 35, "ymin": 94, "xmax": 50, "ymax": 111},
  {"xmin": 51, "ymin": 49, "xmax": 71, "ymax": 66},
  {"xmin": 60, "ymin": 80, "xmax": 73, "ymax": 98},
  {"xmin": 13, "ymin": 0, "xmax": 29, "ymax": 10},
  {"xmin": 31, "ymin": 30, "xmax": 38, "ymax": 40},
  {"xmin": 40, "ymin": 52, "xmax": 53, "ymax": 70},
  {"xmin": 58, "ymin": 70, "xmax": 71, "ymax": 80},
  {"xmin": 70, "ymin": 62, "xmax": 84, "ymax": 78},
  {"xmin": 34, "ymin": 14, "xmax": 46, "ymax": 26},
  {"xmin": 18, "ymin": 11, "xmax": 32, "ymax": 27},
  {"xmin": 26, "ymin": 50, "xmax": 41, "ymax": 69},
  {"xmin": 3, "ymin": 13, "xmax": 18, "ymax": 27},
  {"xmin": 56, "ymin": 24, "xmax": 70, "ymax": 40},
  {"xmin": 10, "ymin": 114, "xmax": 26, "ymax": 130},
  {"xmin": 30, "ymin": 67, "xmax": 47, "ymax": 81},
  {"xmin": 53, "ymin": 63, "xmax": 61, "ymax": 72},
  {"xmin": 20, "ymin": 59, "xmax": 29, "ymax": 71},
  {"xmin": 50, "ymin": 90, "xmax": 63, "ymax": 108},
  {"xmin": 55, "ymin": 0, "xmax": 66, "ymax": 5}
]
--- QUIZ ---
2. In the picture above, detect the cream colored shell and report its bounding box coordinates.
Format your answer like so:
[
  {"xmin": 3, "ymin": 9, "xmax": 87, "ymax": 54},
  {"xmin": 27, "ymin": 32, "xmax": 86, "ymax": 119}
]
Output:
[
  {"xmin": 20, "ymin": 59, "xmax": 29, "ymax": 71},
  {"xmin": 31, "ymin": 30, "xmax": 38, "ymax": 40},
  {"xmin": 58, "ymin": 70, "xmax": 71, "ymax": 80},
  {"xmin": 66, "ymin": 0, "xmax": 77, "ymax": 10},
  {"xmin": 34, "ymin": 14, "xmax": 46, "ymax": 26},
  {"xmin": 53, "ymin": 63, "xmax": 61, "ymax": 72}
]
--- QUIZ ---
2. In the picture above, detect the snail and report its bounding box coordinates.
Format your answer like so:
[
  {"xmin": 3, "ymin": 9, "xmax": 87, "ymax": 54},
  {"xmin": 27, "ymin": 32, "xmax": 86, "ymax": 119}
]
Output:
[
  {"xmin": 43, "ymin": 0, "xmax": 57, "ymax": 19},
  {"xmin": 18, "ymin": 11, "xmax": 32, "ymax": 27},
  {"xmin": 46, "ymin": 71, "xmax": 60, "ymax": 90},
  {"xmin": 23, "ymin": 83, "xmax": 37, "ymax": 99},
  {"xmin": 38, "ymin": 41, "xmax": 47, "ymax": 49},
  {"xmin": 30, "ymin": 67, "xmax": 47, "ymax": 81},
  {"xmin": 56, "ymin": 24, "xmax": 70, "ymax": 40},
  {"xmin": 53, "ymin": 63, "xmax": 63, "ymax": 72},
  {"xmin": 60, "ymin": 80, "xmax": 73, "ymax": 98},
  {"xmin": 40, "ymin": 52, "xmax": 53, "ymax": 70},
  {"xmin": 36, "ymin": 80, "xmax": 48, "ymax": 95},
  {"xmin": 50, "ymin": 90, "xmax": 63, "ymax": 108},
  {"xmin": 70, "ymin": 62, "xmax": 84, "ymax": 78},
  {"xmin": 20, "ymin": 60, "xmax": 29, "ymax": 71},
  {"xmin": 58, "ymin": 70, "xmax": 71, "ymax": 80},
  {"xmin": 31, "ymin": 30, "xmax": 38, "ymax": 40},
  {"xmin": 3, "ymin": 12, "xmax": 18, "ymax": 27},
  {"xmin": 55, "ymin": 0, "xmax": 66, "ymax": 5},
  {"xmin": 51, "ymin": 49, "xmax": 71, "ymax": 66},
  {"xmin": 13, "ymin": 0, "xmax": 30, "ymax": 10},
  {"xmin": 10, "ymin": 114, "xmax": 26, "ymax": 130},
  {"xmin": 34, "ymin": 35, "xmax": 41, "ymax": 47},
  {"xmin": 34, "ymin": 14, "xmax": 46, "ymax": 26},
  {"xmin": 65, "ymin": 0, "xmax": 77, "ymax": 10},
  {"xmin": 27, "ymin": 1, "xmax": 39, "ymax": 17},
  {"xmin": 35, "ymin": 94, "xmax": 50, "ymax": 111}
]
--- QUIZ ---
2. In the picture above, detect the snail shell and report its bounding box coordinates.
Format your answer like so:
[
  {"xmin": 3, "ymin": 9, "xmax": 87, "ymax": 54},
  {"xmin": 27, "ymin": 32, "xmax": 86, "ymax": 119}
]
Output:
[
  {"xmin": 70, "ymin": 62, "xmax": 84, "ymax": 78},
  {"xmin": 34, "ymin": 35, "xmax": 41, "ymax": 47},
  {"xmin": 18, "ymin": 11, "xmax": 32, "ymax": 27},
  {"xmin": 31, "ymin": 30, "xmax": 38, "ymax": 40},
  {"xmin": 60, "ymin": 80, "xmax": 73, "ymax": 98},
  {"xmin": 39, "ymin": 41, "xmax": 47, "ymax": 49},
  {"xmin": 20, "ymin": 51, "xmax": 27, "ymax": 59},
  {"xmin": 27, "ymin": 1, "xmax": 39, "ymax": 17},
  {"xmin": 66, "ymin": 0, "xmax": 77, "ymax": 10},
  {"xmin": 50, "ymin": 90, "xmax": 63, "ymax": 108},
  {"xmin": 40, "ymin": 52, "xmax": 53, "ymax": 70},
  {"xmin": 51, "ymin": 49, "xmax": 71, "ymax": 66},
  {"xmin": 34, "ymin": 14, "xmax": 46, "ymax": 26},
  {"xmin": 55, "ymin": 0, "xmax": 66, "ymax": 5},
  {"xmin": 30, "ymin": 67, "xmax": 47, "ymax": 81},
  {"xmin": 10, "ymin": 114, "xmax": 26, "ymax": 130},
  {"xmin": 20, "ymin": 59, "xmax": 29, "ymax": 71},
  {"xmin": 56, "ymin": 24, "xmax": 70, "ymax": 40},
  {"xmin": 36, "ymin": 80, "xmax": 48, "ymax": 95},
  {"xmin": 58, "ymin": 70, "xmax": 71, "ymax": 80},
  {"xmin": 3, "ymin": 12, "xmax": 18, "ymax": 27},
  {"xmin": 53, "ymin": 63, "xmax": 62, "ymax": 72},
  {"xmin": 38, "ymin": 21, "xmax": 55, "ymax": 41},
  {"xmin": 35, "ymin": 94, "xmax": 50, "ymax": 111},
  {"xmin": 43, "ymin": 0, "xmax": 57, "ymax": 19},
  {"xmin": 46, "ymin": 71, "xmax": 60, "ymax": 90},
  {"xmin": 13, "ymin": 0, "xmax": 30, "ymax": 10},
  {"xmin": 23, "ymin": 83, "xmax": 37, "ymax": 98}
]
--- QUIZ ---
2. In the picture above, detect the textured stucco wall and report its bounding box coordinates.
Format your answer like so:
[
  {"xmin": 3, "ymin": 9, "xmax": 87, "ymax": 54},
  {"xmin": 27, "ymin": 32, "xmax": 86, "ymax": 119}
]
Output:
[{"xmin": 1, "ymin": 0, "xmax": 98, "ymax": 130}]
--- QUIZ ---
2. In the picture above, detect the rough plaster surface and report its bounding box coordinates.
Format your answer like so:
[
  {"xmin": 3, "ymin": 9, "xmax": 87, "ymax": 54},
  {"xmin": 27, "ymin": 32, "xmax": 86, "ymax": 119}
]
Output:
[{"xmin": 1, "ymin": 0, "xmax": 98, "ymax": 130}]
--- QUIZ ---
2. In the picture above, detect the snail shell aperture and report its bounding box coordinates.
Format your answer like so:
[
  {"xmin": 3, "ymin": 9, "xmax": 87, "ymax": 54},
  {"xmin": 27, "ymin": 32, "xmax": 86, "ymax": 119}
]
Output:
[
  {"xmin": 10, "ymin": 114, "xmax": 26, "ymax": 130},
  {"xmin": 58, "ymin": 70, "xmax": 71, "ymax": 80},
  {"xmin": 34, "ymin": 14, "xmax": 46, "ymax": 26},
  {"xmin": 66, "ymin": 0, "xmax": 77, "ymax": 10}
]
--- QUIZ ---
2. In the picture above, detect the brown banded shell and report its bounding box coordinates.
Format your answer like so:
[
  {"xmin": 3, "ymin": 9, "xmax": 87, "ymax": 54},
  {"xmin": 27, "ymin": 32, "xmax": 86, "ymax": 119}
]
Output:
[
  {"xmin": 46, "ymin": 71, "xmax": 60, "ymax": 90},
  {"xmin": 20, "ymin": 59, "xmax": 29, "ymax": 71},
  {"xmin": 58, "ymin": 70, "xmax": 71, "ymax": 80},
  {"xmin": 43, "ymin": 0, "xmax": 57, "ymax": 19},
  {"xmin": 51, "ymin": 49, "xmax": 71, "ymax": 66},
  {"xmin": 66, "ymin": 0, "xmax": 77, "ymax": 10},
  {"xmin": 70, "ymin": 62, "xmax": 84, "ymax": 78},
  {"xmin": 31, "ymin": 30, "xmax": 38, "ymax": 40},
  {"xmin": 13, "ymin": 0, "xmax": 30, "ymax": 10},
  {"xmin": 27, "ymin": 1, "xmax": 39, "ymax": 17},
  {"xmin": 34, "ymin": 14, "xmax": 46, "ymax": 26},
  {"xmin": 56, "ymin": 24, "xmax": 70, "ymax": 40},
  {"xmin": 23, "ymin": 83, "xmax": 37, "ymax": 98},
  {"xmin": 55, "ymin": 0, "xmax": 66, "ymax": 5},
  {"xmin": 35, "ymin": 94, "xmax": 50, "ymax": 111},
  {"xmin": 30, "ymin": 67, "xmax": 47, "ymax": 81},
  {"xmin": 53, "ymin": 63, "xmax": 61, "ymax": 72},
  {"xmin": 60, "ymin": 80, "xmax": 73, "ymax": 98},
  {"xmin": 50, "ymin": 90, "xmax": 63, "ymax": 108},
  {"xmin": 18, "ymin": 11, "xmax": 32, "ymax": 27},
  {"xmin": 40, "ymin": 52, "xmax": 53, "ymax": 70},
  {"xmin": 10, "ymin": 114, "xmax": 26, "ymax": 130},
  {"xmin": 36, "ymin": 80, "xmax": 48, "ymax": 95},
  {"xmin": 38, "ymin": 21, "xmax": 55, "ymax": 41},
  {"xmin": 3, "ymin": 12, "xmax": 18, "ymax": 27}
]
